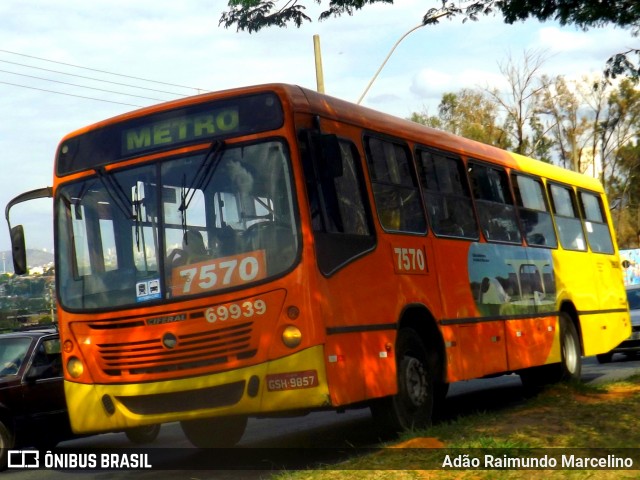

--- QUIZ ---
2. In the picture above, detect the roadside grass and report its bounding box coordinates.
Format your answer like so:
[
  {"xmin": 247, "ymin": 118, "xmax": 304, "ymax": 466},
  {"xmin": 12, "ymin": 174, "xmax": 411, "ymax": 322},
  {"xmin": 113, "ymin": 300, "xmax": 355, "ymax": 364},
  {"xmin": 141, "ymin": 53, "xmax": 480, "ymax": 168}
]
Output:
[{"xmin": 275, "ymin": 375, "xmax": 640, "ymax": 479}]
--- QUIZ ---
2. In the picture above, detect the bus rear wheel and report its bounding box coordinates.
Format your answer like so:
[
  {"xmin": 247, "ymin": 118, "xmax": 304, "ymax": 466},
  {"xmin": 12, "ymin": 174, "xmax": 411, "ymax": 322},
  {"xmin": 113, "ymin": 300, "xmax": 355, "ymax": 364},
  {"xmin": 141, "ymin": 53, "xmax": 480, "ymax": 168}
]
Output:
[
  {"xmin": 370, "ymin": 328, "xmax": 434, "ymax": 435},
  {"xmin": 558, "ymin": 314, "xmax": 582, "ymax": 381},
  {"xmin": 520, "ymin": 313, "xmax": 582, "ymax": 391},
  {"xmin": 181, "ymin": 415, "xmax": 247, "ymax": 448}
]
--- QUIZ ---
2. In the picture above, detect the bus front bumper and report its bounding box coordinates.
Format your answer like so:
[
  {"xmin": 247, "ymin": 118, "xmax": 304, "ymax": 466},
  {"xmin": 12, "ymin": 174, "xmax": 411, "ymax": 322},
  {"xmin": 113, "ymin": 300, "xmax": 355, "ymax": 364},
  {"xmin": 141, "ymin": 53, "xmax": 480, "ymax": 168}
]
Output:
[{"xmin": 65, "ymin": 345, "xmax": 330, "ymax": 434}]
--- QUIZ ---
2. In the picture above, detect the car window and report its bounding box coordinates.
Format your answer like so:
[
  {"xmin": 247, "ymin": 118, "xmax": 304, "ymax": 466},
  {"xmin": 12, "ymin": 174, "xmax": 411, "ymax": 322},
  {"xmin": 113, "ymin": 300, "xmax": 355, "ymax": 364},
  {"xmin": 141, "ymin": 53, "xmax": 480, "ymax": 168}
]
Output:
[
  {"xmin": 28, "ymin": 338, "xmax": 63, "ymax": 380},
  {"xmin": 627, "ymin": 289, "xmax": 640, "ymax": 310},
  {"xmin": 0, "ymin": 337, "xmax": 32, "ymax": 375}
]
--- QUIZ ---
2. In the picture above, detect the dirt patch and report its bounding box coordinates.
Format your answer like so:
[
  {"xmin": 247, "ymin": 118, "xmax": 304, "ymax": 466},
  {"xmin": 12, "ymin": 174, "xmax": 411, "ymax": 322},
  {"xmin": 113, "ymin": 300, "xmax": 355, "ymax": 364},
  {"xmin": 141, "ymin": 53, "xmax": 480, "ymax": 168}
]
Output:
[
  {"xmin": 391, "ymin": 437, "xmax": 446, "ymax": 449},
  {"xmin": 572, "ymin": 383, "xmax": 640, "ymax": 403}
]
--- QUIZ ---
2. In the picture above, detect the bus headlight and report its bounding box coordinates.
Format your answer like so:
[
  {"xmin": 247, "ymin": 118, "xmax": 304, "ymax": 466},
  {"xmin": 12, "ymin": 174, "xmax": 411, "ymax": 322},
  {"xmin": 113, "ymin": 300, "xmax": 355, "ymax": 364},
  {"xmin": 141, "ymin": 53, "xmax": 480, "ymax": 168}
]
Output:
[
  {"xmin": 282, "ymin": 326, "xmax": 302, "ymax": 348},
  {"xmin": 67, "ymin": 357, "xmax": 84, "ymax": 378}
]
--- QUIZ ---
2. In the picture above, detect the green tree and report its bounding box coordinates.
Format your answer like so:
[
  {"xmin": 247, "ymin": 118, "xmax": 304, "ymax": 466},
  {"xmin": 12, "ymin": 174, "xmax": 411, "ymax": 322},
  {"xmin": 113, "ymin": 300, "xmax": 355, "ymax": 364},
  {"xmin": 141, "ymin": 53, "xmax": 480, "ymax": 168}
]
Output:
[
  {"xmin": 613, "ymin": 140, "xmax": 640, "ymax": 247},
  {"xmin": 220, "ymin": 1, "xmax": 639, "ymax": 80},
  {"xmin": 540, "ymin": 75, "xmax": 592, "ymax": 172},
  {"xmin": 410, "ymin": 89, "xmax": 511, "ymax": 149},
  {"xmin": 599, "ymin": 79, "xmax": 640, "ymax": 190},
  {"xmin": 484, "ymin": 49, "xmax": 550, "ymax": 157}
]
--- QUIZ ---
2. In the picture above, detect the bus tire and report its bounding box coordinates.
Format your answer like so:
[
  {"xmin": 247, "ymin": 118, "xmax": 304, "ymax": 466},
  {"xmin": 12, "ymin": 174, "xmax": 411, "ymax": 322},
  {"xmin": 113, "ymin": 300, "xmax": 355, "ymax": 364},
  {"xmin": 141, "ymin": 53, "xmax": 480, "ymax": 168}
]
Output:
[
  {"xmin": 520, "ymin": 313, "xmax": 582, "ymax": 391},
  {"xmin": 180, "ymin": 415, "xmax": 247, "ymax": 448},
  {"xmin": 558, "ymin": 313, "xmax": 582, "ymax": 382},
  {"xmin": 0, "ymin": 419, "xmax": 14, "ymax": 471},
  {"xmin": 370, "ymin": 328, "xmax": 434, "ymax": 435},
  {"xmin": 125, "ymin": 424, "xmax": 161, "ymax": 444}
]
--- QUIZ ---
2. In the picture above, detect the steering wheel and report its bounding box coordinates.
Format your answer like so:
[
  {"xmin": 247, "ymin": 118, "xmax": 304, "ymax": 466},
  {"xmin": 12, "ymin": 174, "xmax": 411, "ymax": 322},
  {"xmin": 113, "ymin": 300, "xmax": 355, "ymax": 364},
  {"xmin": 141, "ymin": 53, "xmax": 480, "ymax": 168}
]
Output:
[
  {"xmin": 0, "ymin": 361, "xmax": 18, "ymax": 375},
  {"xmin": 167, "ymin": 248, "xmax": 187, "ymax": 266}
]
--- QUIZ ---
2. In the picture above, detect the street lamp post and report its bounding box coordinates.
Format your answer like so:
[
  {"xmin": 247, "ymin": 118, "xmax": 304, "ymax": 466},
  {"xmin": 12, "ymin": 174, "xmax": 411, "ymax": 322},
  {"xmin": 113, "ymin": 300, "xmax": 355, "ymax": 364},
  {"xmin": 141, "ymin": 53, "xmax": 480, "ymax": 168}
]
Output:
[{"xmin": 356, "ymin": 9, "xmax": 452, "ymax": 105}]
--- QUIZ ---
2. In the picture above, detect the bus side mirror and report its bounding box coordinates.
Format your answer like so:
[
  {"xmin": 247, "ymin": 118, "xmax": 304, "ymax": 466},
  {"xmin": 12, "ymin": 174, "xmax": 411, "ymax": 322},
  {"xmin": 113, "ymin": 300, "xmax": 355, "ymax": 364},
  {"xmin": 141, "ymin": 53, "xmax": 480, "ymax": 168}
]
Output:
[{"xmin": 11, "ymin": 225, "xmax": 27, "ymax": 275}]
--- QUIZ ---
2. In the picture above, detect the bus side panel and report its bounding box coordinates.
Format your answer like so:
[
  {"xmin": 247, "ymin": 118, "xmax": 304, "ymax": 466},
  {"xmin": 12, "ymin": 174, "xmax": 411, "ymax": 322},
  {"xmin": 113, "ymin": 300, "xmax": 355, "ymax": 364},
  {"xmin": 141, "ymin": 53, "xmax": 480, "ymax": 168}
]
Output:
[
  {"xmin": 504, "ymin": 316, "xmax": 558, "ymax": 370},
  {"xmin": 585, "ymin": 255, "xmax": 629, "ymax": 356},
  {"xmin": 553, "ymin": 250, "xmax": 629, "ymax": 355},
  {"xmin": 324, "ymin": 330, "xmax": 397, "ymax": 406},
  {"xmin": 323, "ymin": 333, "xmax": 366, "ymax": 406},
  {"xmin": 430, "ymin": 240, "xmax": 479, "ymax": 382},
  {"xmin": 456, "ymin": 322, "xmax": 507, "ymax": 378},
  {"xmin": 360, "ymin": 329, "xmax": 397, "ymax": 399}
]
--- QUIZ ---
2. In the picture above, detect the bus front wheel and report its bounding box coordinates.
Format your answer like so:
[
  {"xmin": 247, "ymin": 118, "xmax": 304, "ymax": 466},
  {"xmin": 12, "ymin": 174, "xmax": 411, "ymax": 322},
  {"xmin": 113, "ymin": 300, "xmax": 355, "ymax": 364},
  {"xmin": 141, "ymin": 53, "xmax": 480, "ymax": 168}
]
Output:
[
  {"xmin": 125, "ymin": 424, "xmax": 161, "ymax": 444},
  {"xmin": 370, "ymin": 328, "xmax": 434, "ymax": 435},
  {"xmin": 180, "ymin": 415, "xmax": 247, "ymax": 448}
]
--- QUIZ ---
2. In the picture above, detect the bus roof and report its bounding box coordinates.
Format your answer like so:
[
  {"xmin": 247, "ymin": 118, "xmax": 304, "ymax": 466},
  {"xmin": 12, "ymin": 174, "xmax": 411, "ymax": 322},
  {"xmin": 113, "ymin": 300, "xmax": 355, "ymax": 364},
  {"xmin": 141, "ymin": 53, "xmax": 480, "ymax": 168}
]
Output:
[{"xmin": 60, "ymin": 83, "xmax": 604, "ymax": 193}]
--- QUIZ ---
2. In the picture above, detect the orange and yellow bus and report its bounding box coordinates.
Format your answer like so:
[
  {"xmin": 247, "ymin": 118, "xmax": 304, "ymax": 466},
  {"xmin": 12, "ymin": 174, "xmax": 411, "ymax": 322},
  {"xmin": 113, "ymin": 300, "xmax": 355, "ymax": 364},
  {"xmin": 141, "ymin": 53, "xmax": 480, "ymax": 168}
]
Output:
[{"xmin": 6, "ymin": 83, "xmax": 630, "ymax": 446}]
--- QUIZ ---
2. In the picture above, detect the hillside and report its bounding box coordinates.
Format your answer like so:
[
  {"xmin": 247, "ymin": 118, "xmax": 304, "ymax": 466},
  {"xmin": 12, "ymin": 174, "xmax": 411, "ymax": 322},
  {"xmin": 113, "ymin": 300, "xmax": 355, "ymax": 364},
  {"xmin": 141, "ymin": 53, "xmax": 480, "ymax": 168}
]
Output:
[{"xmin": 0, "ymin": 249, "xmax": 54, "ymax": 273}]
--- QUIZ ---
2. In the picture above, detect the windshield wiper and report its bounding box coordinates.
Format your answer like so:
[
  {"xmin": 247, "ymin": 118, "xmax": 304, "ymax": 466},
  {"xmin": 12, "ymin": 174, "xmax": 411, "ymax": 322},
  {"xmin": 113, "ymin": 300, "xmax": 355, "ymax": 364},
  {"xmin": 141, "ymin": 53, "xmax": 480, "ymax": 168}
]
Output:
[
  {"xmin": 180, "ymin": 140, "xmax": 225, "ymax": 212},
  {"xmin": 96, "ymin": 167, "xmax": 134, "ymax": 220},
  {"xmin": 95, "ymin": 167, "xmax": 143, "ymax": 250},
  {"xmin": 179, "ymin": 140, "xmax": 225, "ymax": 232}
]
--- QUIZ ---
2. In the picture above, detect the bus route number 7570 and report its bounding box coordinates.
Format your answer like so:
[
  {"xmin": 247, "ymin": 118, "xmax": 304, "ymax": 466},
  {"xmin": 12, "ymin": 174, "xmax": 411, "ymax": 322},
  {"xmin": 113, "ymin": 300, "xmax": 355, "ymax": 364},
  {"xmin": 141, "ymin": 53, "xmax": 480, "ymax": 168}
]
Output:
[{"xmin": 392, "ymin": 246, "xmax": 428, "ymax": 275}]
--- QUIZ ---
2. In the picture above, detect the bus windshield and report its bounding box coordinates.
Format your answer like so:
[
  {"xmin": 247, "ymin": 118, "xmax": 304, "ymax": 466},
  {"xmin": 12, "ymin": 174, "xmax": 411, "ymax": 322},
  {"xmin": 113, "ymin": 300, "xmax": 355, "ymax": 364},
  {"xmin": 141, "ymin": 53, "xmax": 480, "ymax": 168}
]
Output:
[{"xmin": 56, "ymin": 139, "xmax": 298, "ymax": 310}]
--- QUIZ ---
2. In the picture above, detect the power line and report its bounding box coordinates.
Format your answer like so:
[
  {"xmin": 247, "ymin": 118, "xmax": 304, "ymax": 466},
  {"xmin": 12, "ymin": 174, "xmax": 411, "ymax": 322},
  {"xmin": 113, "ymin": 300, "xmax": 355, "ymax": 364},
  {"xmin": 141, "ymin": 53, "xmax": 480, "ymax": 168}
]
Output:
[
  {"xmin": 0, "ymin": 80, "xmax": 144, "ymax": 108},
  {"xmin": 0, "ymin": 68, "xmax": 168, "ymax": 102},
  {"xmin": 0, "ymin": 49, "xmax": 206, "ymax": 93},
  {"xmin": 0, "ymin": 59, "xmax": 189, "ymax": 97}
]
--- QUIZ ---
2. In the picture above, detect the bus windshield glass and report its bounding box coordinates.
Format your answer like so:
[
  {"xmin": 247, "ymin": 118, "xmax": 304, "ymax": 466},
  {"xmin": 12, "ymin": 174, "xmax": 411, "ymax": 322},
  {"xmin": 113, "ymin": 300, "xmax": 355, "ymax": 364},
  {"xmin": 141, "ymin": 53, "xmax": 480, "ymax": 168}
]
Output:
[{"xmin": 56, "ymin": 139, "xmax": 298, "ymax": 310}]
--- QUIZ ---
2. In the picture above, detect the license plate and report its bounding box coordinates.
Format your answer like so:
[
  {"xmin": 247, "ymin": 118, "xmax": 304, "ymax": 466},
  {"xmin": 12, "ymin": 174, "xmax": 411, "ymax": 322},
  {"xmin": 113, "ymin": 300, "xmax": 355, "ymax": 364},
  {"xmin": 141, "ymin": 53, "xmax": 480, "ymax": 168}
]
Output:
[{"xmin": 266, "ymin": 370, "xmax": 318, "ymax": 391}]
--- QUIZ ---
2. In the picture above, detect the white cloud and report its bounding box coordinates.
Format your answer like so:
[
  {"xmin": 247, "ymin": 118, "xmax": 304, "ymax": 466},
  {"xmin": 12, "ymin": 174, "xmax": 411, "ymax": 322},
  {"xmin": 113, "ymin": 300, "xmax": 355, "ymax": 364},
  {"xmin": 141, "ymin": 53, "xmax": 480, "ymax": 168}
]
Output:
[
  {"xmin": 0, "ymin": 1, "xmax": 636, "ymax": 251},
  {"xmin": 537, "ymin": 26, "xmax": 592, "ymax": 52}
]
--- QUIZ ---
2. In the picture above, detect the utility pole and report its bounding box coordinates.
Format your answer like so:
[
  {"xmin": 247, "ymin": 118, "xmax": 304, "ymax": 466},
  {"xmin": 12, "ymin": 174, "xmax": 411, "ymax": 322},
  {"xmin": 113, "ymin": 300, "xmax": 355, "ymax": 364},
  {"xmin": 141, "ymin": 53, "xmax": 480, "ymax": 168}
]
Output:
[{"xmin": 313, "ymin": 34, "xmax": 325, "ymax": 94}]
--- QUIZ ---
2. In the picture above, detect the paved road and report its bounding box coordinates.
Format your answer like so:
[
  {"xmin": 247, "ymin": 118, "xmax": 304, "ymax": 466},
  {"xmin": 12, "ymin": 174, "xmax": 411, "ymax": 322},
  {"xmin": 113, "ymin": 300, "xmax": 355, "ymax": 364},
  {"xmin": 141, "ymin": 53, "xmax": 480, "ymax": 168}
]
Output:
[{"xmin": 6, "ymin": 354, "xmax": 640, "ymax": 479}]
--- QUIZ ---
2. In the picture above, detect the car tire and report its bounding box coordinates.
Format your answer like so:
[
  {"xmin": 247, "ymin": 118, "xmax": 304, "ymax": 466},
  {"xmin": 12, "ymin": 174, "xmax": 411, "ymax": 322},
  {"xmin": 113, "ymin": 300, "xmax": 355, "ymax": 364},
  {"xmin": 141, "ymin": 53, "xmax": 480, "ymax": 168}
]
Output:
[
  {"xmin": 125, "ymin": 424, "xmax": 161, "ymax": 444},
  {"xmin": 181, "ymin": 416, "xmax": 247, "ymax": 448},
  {"xmin": 0, "ymin": 420, "xmax": 15, "ymax": 471},
  {"xmin": 596, "ymin": 352, "xmax": 614, "ymax": 364}
]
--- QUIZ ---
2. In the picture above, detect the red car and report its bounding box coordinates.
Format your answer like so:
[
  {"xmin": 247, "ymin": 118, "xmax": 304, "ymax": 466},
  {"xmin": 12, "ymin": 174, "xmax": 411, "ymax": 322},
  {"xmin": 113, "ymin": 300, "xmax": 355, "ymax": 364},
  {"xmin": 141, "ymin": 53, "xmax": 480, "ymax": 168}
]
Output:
[{"xmin": 0, "ymin": 326, "xmax": 160, "ymax": 468}]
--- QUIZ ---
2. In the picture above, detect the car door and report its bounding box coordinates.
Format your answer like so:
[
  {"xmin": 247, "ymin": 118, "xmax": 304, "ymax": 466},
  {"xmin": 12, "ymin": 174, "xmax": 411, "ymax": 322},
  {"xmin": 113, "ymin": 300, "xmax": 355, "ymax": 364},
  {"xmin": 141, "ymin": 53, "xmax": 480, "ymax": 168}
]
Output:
[{"xmin": 18, "ymin": 335, "xmax": 71, "ymax": 446}]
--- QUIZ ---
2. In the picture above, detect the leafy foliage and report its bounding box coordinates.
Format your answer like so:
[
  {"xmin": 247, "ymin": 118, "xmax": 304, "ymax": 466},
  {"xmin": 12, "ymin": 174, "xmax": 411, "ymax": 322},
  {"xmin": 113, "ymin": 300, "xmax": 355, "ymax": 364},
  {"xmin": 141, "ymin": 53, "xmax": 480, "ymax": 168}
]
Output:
[{"xmin": 220, "ymin": 0, "xmax": 640, "ymax": 79}]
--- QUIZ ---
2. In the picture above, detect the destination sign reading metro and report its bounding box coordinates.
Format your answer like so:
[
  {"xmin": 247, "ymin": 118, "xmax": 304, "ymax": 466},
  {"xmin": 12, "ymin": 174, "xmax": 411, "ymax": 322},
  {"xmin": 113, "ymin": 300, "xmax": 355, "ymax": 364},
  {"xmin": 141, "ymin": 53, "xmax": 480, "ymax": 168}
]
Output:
[{"xmin": 122, "ymin": 107, "xmax": 239, "ymax": 154}]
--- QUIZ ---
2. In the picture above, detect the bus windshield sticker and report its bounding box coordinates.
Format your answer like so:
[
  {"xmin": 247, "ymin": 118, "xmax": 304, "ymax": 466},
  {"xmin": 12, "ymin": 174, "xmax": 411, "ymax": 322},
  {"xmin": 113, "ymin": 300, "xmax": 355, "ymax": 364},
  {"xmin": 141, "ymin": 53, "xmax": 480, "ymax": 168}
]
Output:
[
  {"xmin": 136, "ymin": 279, "xmax": 162, "ymax": 303},
  {"xmin": 171, "ymin": 250, "xmax": 267, "ymax": 297}
]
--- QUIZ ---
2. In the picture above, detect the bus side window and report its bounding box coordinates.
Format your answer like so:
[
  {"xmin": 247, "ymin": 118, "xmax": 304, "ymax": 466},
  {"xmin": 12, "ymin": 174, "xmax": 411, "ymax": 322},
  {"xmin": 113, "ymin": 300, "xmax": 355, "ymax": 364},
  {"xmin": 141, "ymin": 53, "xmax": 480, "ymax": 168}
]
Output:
[
  {"xmin": 299, "ymin": 131, "xmax": 375, "ymax": 275},
  {"xmin": 417, "ymin": 149, "xmax": 478, "ymax": 239},
  {"xmin": 580, "ymin": 190, "xmax": 614, "ymax": 254},
  {"xmin": 512, "ymin": 173, "xmax": 558, "ymax": 248},
  {"xmin": 548, "ymin": 183, "xmax": 587, "ymax": 251},
  {"xmin": 364, "ymin": 136, "xmax": 426, "ymax": 234},
  {"xmin": 468, "ymin": 162, "xmax": 521, "ymax": 244}
]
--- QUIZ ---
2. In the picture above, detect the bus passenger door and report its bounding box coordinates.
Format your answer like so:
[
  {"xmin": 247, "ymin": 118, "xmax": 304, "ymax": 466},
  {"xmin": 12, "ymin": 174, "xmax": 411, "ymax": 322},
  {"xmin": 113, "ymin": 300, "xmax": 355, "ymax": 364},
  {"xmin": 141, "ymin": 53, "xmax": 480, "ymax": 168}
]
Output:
[{"xmin": 297, "ymin": 122, "xmax": 390, "ymax": 405}]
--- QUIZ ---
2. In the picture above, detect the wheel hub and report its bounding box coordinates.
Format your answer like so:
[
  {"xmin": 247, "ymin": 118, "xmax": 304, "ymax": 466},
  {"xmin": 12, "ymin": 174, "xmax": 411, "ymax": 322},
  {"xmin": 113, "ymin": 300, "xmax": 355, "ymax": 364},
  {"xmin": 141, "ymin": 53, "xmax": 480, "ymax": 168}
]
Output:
[{"xmin": 405, "ymin": 357, "xmax": 428, "ymax": 407}]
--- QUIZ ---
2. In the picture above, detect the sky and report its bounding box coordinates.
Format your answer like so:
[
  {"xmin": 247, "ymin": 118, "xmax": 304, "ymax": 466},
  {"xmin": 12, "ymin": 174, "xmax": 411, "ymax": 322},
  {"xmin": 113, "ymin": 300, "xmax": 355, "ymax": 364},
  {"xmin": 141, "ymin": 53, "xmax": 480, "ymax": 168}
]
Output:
[{"xmin": 0, "ymin": 0, "xmax": 635, "ymax": 258}]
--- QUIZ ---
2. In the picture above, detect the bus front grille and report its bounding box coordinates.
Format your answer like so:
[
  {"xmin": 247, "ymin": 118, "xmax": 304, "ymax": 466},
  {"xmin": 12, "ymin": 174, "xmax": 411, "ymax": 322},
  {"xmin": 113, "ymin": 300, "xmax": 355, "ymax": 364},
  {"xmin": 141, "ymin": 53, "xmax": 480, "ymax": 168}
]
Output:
[{"xmin": 94, "ymin": 321, "xmax": 258, "ymax": 377}]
